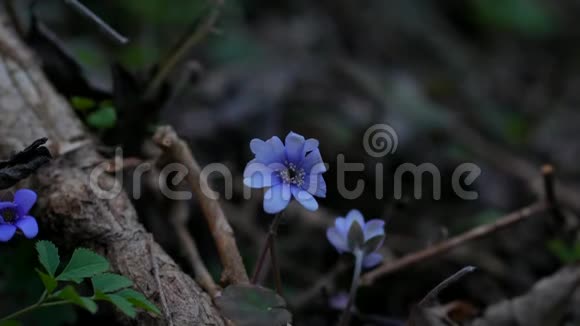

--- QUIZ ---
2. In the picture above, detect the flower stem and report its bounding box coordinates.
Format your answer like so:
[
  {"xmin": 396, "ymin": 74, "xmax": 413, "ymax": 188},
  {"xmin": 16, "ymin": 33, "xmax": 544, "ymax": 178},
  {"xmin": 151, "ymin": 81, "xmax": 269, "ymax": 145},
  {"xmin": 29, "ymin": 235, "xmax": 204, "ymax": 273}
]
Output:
[
  {"xmin": 338, "ymin": 251, "xmax": 364, "ymax": 326},
  {"xmin": 269, "ymin": 233, "xmax": 283, "ymax": 295},
  {"xmin": 251, "ymin": 212, "xmax": 284, "ymax": 294},
  {"xmin": 0, "ymin": 290, "xmax": 60, "ymax": 321}
]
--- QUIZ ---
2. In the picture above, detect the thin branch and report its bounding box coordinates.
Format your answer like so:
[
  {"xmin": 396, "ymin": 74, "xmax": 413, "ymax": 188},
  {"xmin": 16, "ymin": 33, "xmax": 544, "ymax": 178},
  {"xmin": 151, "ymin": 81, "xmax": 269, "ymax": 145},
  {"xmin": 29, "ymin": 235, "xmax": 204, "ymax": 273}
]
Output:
[
  {"xmin": 4, "ymin": 0, "xmax": 24, "ymax": 38},
  {"xmin": 169, "ymin": 201, "xmax": 221, "ymax": 298},
  {"xmin": 542, "ymin": 164, "xmax": 565, "ymax": 225},
  {"xmin": 63, "ymin": 0, "xmax": 128, "ymax": 44},
  {"xmin": 153, "ymin": 125, "xmax": 249, "ymax": 285},
  {"xmin": 360, "ymin": 201, "xmax": 548, "ymax": 285},
  {"xmin": 418, "ymin": 266, "xmax": 476, "ymax": 307},
  {"xmin": 144, "ymin": 0, "xmax": 223, "ymax": 99}
]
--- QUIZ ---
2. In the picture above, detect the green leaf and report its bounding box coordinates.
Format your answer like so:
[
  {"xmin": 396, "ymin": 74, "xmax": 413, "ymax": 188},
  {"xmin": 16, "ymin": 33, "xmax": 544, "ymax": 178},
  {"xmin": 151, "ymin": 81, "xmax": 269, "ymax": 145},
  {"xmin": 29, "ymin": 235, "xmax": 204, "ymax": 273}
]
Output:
[
  {"xmin": 0, "ymin": 320, "xmax": 22, "ymax": 326},
  {"xmin": 95, "ymin": 292, "xmax": 136, "ymax": 318},
  {"xmin": 110, "ymin": 294, "xmax": 136, "ymax": 318},
  {"xmin": 117, "ymin": 289, "xmax": 160, "ymax": 315},
  {"xmin": 36, "ymin": 240, "xmax": 60, "ymax": 276},
  {"xmin": 57, "ymin": 248, "xmax": 109, "ymax": 282},
  {"xmin": 55, "ymin": 286, "xmax": 98, "ymax": 314},
  {"xmin": 347, "ymin": 221, "xmax": 365, "ymax": 251},
  {"xmin": 37, "ymin": 270, "xmax": 58, "ymax": 293},
  {"xmin": 215, "ymin": 285, "xmax": 292, "ymax": 326},
  {"xmin": 86, "ymin": 106, "xmax": 117, "ymax": 129},
  {"xmin": 91, "ymin": 273, "xmax": 133, "ymax": 293},
  {"xmin": 70, "ymin": 96, "xmax": 96, "ymax": 111}
]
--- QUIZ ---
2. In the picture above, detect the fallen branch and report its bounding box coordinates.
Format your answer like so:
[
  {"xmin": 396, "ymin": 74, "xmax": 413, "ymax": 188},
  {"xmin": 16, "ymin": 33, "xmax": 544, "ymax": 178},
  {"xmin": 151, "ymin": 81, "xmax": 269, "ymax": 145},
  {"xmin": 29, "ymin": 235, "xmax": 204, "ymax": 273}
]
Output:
[
  {"xmin": 361, "ymin": 201, "xmax": 548, "ymax": 285},
  {"xmin": 153, "ymin": 125, "xmax": 249, "ymax": 285},
  {"xmin": 0, "ymin": 14, "xmax": 224, "ymax": 325}
]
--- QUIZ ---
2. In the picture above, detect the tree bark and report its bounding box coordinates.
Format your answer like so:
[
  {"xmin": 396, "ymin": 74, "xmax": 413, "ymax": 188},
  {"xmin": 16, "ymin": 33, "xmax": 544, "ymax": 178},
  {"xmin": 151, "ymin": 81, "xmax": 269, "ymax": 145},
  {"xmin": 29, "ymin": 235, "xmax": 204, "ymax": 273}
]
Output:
[{"xmin": 0, "ymin": 12, "xmax": 224, "ymax": 326}]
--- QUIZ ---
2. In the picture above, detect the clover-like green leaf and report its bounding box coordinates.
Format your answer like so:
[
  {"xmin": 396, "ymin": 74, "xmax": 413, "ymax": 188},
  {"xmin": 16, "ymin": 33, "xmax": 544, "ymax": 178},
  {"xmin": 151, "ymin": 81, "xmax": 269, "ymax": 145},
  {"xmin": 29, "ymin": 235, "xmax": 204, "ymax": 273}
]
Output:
[
  {"xmin": 86, "ymin": 106, "xmax": 117, "ymax": 129},
  {"xmin": 215, "ymin": 285, "xmax": 292, "ymax": 326},
  {"xmin": 36, "ymin": 241, "xmax": 60, "ymax": 276},
  {"xmin": 57, "ymin": 248, "xmax": 109, "ymax": 282},
  {"xmin": 55, "ymin": 286, "xmax": 98, "ymax": 314},
  {"xmin": 91, "ymin": 273, "xmax": 133, "ymax": 293},
  {"xmin": 70, "ymin": 96, "xmax": 96, "ymax": 111},
  {"xmin": 94, "ymin": 291, "xmax": 136, "ymax": 318},
  {"xmin": 116, "ymin": 289, "xmax": 160, "ymax": 315},
  {"xmin": 37, "ymin": 269, "xmax": 58, "ymax": 294}
]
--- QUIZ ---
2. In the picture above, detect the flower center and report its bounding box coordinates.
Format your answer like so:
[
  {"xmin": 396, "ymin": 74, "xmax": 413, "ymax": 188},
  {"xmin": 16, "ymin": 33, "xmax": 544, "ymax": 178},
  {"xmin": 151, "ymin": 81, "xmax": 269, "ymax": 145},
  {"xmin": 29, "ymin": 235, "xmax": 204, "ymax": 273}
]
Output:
[
  {"xmin": 279, "ymin": 162, "xmax": 305, "ymax": 186},
  {"xmin": 1, "ymin": 207, "xmax": 17, "ymax": 223}
]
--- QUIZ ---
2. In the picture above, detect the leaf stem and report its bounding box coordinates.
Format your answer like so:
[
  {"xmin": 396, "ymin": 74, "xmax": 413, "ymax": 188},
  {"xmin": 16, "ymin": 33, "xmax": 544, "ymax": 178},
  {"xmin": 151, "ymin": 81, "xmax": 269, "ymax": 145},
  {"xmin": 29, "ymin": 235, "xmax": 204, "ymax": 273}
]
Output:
[
  {"xmin": 251, "ymin": 212, "xmax": 284, "ymax": 293},
  {"xmin": 338, "ymin": 251, "xmax": 364, "ymax": 326},
  {"xmin": 0, "ymin": 290, "xmax": 66, "ymax": 321},
  {"xmin": 269, "ymin": 233, "xmax": 283, "ymax": 296}
]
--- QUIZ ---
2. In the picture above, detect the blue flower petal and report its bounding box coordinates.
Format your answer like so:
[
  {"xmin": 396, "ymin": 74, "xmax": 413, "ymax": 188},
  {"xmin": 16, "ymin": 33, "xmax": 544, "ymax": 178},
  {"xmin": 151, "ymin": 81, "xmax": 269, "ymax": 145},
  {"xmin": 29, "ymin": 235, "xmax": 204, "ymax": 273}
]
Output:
[
  {"xmin": 301, "ymin": 149, "xmax": 326, "ymax": 175},
  {"xmin": 0, "ymin": 202, "xmax": 16, "ymax": 211},
  {"xmin": 303, "ymin": 138, "xmax": 319, "ymax": 155},
  {"xmin": 327, "ymin": 227, "xmax": 349, "ymax": 253},
  {"xmin": 0, "ymin": 224, "xmax": 17, "ymax": 242},
  {"xmin": 334, "ymin": 217, "xmax": 349, "ymax": 238},
  {"xmin": 15, "ymin": 216, "xmax": 38, "ymax": 239},
  {"xmin": 362, "ymin": 253, "xmax": 383, "ymax": 268},
  {"xmin": 345, "ymin": 209, "xmax": 365, "ymax": 231},
  {"xmin": 291, "ymin": 186, "xmax": 319, "ymax": 211},
  {"xmin": 364, "ymin": 219, "xmax": 385, "ymax": 241},
  {"xmin": 284, "ymin": 132, "xmax": 306, "ymax": 164},
  {"xmin": 250, "ymin": 139, "xmax": 268, "ymax": 155},
  {"xmin": 14, "ymin": 189, "xmax": 37, "ymax": 216},
  {"xmin": 250, "ymin": 137, "xmax": 285, "ymax": 164},
  {"xmin": 303, "ymin": 174, "xmax": 326, "ymax": 198},
  {"xmin": 263, "ymin": 183, "xmax": 292, "ymax": 214},
  {"xmin": 243, "ymin": 161, "xmax": 281, "ymax": 188}
]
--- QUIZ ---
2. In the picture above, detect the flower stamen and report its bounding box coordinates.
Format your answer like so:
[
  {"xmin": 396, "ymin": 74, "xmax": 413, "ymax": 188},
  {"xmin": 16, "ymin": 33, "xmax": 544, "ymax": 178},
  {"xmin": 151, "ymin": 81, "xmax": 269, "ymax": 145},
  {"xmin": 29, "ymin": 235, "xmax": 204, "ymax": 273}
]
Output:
[
  {"xmin": 1, "ymin": 208, "xmax": 17, "ymax": 223},
  {"xmin": 279, "ymin": 162, "xmax": 305, "ymax": 186}
]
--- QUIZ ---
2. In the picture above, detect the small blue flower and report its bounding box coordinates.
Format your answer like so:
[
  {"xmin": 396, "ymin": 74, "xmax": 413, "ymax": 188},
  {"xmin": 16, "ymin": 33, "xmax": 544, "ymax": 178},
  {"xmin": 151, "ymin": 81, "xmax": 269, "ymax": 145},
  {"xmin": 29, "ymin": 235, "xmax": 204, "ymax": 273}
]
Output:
[
  {"xmin": 0, "ymin": 189, "xmax": 39, "ymax": 242},
  {"xmin": 326, "ymin": 209, "xmax": 385, "ymax": 268},
  {"xmin": 243, "ymin": 132, "xmax": 327, "ymax": 214}
]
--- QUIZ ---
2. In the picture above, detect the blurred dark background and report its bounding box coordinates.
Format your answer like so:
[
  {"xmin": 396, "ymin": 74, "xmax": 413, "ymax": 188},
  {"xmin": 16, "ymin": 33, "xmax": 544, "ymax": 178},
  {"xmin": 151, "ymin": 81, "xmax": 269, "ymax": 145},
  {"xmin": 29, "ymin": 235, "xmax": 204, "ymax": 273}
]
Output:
[{"xmin": 2, "ymin": 0, "xmax": 580, "ymax": 325}]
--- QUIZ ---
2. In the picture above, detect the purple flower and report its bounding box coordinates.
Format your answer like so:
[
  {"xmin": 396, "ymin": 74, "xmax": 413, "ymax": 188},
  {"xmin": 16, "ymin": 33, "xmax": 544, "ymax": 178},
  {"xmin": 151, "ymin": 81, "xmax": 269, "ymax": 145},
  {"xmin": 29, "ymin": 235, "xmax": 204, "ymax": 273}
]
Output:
[
  {"xmin": 329, "ymin": 292, "xmax": 351, "ymax": 311},
  {"xmin": 326, "ymin": 209, "xmax": 385, "ymax": 268},
  {"xmin": 243, "ymin": 132, "xmax": 327, "ymax": 214},
  {"xmin": 0, "ymin": 189, "xmax": 39, "ymax": 242}
]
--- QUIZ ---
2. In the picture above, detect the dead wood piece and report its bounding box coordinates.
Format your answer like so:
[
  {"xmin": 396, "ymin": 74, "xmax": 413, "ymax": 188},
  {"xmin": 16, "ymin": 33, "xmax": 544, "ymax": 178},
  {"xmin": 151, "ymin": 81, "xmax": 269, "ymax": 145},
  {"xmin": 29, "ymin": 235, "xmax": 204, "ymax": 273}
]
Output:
[
  {"xmin": 471, "ymin": 266, "xmax": 580, "ymax": 326},
  {"xmin": 0, "ymin": 14, "xmax": 225, "ymax": 326}
]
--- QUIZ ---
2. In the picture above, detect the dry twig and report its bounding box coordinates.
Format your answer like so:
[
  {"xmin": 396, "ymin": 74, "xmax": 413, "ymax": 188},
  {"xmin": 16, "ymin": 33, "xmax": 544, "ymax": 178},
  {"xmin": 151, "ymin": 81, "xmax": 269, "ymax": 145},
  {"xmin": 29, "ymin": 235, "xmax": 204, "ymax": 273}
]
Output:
[
  {"xmin": 361, "ymin": 201, "xmax": 548, "ymax": 285},
  {"xmin": 153, "ymin": 126, "xmax": 249, "ymax": 285},
  {"xmin": 169, "ymin": 201, "xmax": 221, "ymax": 298}
]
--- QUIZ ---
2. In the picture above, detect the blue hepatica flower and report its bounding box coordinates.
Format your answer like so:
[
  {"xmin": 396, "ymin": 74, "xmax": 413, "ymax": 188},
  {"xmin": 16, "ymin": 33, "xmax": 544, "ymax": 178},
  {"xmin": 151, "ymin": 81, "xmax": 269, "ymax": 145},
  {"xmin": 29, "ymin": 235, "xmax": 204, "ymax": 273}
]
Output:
[
  {"xmin": 244, "ymin": 132, "xmax": 327, "ymax": 214},
  {"xmin": 0, "ymin": 189, "xmax": 39, "ymax": 242},
  {"xmin": 326, "ymin": 209, "xmax": 385, "ymax": 268}
]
